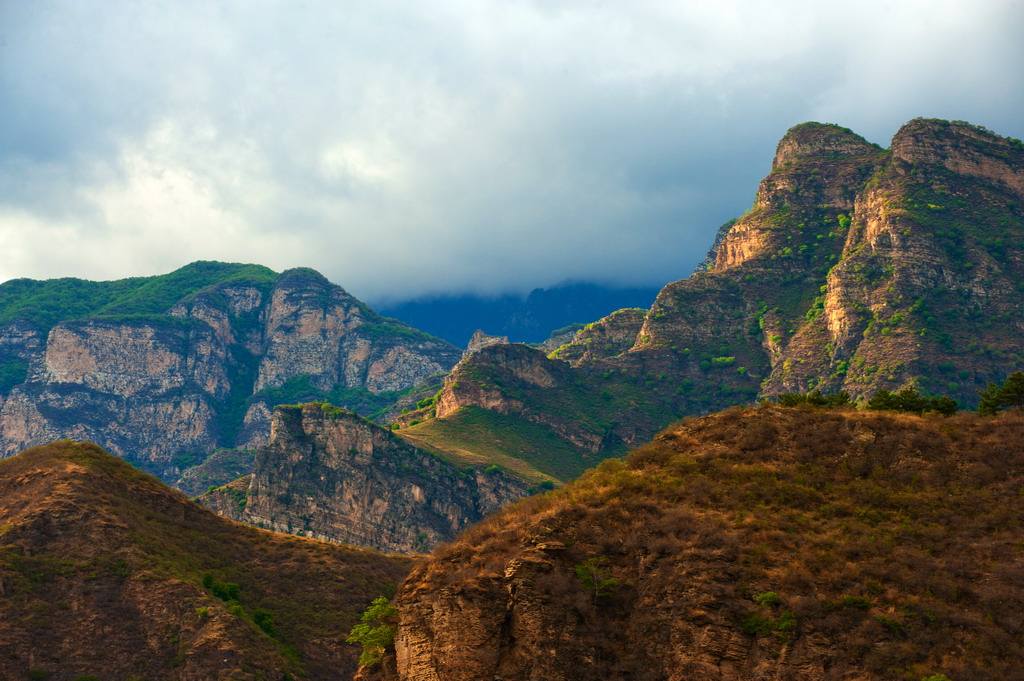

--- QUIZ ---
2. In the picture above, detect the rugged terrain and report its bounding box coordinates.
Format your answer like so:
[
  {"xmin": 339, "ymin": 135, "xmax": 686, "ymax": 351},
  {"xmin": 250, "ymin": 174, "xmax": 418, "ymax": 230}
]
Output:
[
  {"xmin": 0, "ymin": 440, "xmax": 410, "ymax": 680},
  {"xmin": 403, "ymin": 119, "xmax": 1024, "ymax": 467},
  {"xmin": 374, "ymin": 406, "xmax": 1024, "ymax": 681},
  {"xmin": 0, "ymin": 262, "xmax": 460, "ymax": 480},
  {"xmin": 201, "ymin": 403, "xmax": 531, "ymax": 552}
]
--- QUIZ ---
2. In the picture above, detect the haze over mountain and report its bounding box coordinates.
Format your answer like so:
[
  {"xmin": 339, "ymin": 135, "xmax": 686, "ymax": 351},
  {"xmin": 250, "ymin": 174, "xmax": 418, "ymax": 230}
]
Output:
[
  {"xmin": 2, "ymin": 2, "xmax": 1023, "ymax": 300},
  {"xmin": 397, "ymin": 118, "xmax": 1024, "ymax": 475},
  {"xmin": 378, "ymin": 282, "xmax": 660, "ymax": 346}
]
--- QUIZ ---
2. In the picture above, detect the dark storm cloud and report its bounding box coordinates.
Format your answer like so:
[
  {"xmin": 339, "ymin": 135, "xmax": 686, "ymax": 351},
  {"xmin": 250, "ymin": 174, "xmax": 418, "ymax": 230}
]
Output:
[{"xmin": 1, "ymin": 0, "xmax": 1022, "ymax": 301}]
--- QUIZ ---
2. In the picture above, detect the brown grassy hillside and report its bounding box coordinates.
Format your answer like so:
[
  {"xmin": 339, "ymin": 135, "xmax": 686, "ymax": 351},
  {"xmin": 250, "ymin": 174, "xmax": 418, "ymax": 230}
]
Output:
[
  {"xmin": 385, "ymin": 406, "xmax": 1024, "ymax": 681},
  {"xmin": 0, "ymin": 441, "xmax": 411, "ymax": 681}
]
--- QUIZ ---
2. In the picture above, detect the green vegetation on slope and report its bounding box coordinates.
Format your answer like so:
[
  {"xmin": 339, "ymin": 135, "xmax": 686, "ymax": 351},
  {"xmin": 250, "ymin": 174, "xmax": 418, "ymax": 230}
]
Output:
[
  {"xmin": 0, "ymin": 357, "xmax": 28, "ymax": 393},
  {"xmin": 253, "ymin": 373, "xmax": 416, "ymax": 422},
  {"xmin": 0, "ymin": 261, "xmax": 277, "ymax": 332},
  {"xmin": 399, "ymin": 406, "xmax": 596, "ymax": 483}
]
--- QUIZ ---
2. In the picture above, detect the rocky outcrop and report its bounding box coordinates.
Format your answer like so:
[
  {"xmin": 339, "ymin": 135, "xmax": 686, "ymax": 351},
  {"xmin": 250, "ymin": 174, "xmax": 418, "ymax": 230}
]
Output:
[
  {"xmin": 762, "ymin": 119, "xmax": 1024, "ymax": 398},
  {"xmin": 202, "ymin": 403, "xmax": 531, "ymax": 552},
  {"xmin": 549, "ymin": 307, "xmax": 646, "ymax": 366},
  {"xmin": 0, "ymin": 263, "xmax": 460, "ymax": 479},
  {"xmin": 464, "ymin": 329, "xmax": 509, "ymax": 355},
  {"xmin": 175, "ymin": 448, "xmax": 255, "ymax": 496},
  {"xmin": 254, "ymin": 269, "xmax": 457, "ymax": 395},
  {"xmin": 435, "ymin": 344, "xmax": 566, "ymax": 420},
  {"xmin": 379, "ymin": 407, "xmax": 1024, "ymax": 681}
]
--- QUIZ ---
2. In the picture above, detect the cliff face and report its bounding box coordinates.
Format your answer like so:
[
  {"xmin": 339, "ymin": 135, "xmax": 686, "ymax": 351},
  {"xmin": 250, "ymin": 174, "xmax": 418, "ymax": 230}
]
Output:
[
  {"xmin": 411, "ymin": 119, "xmax": 1024, "ymax": 472},
  {"xmin": 379, "ymin": 407, "xmax": 1024, "ymax": 681},
  {"xmin": 0, "ymin": 440, "xmax": 410, "ymax": 681},
  {"xmin": 0, "ymin": 263, "xmax": 460, "ymax": 479},
  {"xmin": 203, "ymin": 403, "xmax": 531, "ymax": 553}
]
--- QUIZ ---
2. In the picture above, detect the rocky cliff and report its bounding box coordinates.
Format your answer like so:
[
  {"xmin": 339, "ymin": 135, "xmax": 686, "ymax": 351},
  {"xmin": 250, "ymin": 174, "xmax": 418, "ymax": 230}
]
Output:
[
  {"xmin": 0, "ymin": 262, "xmax": 460, "ymax": 480},
  {"xmin": 373, "ymin": 406, "xmax": 1024, "ymax": 681},
  {"xmin": 405, "ymin": 119, "xmax": 1024, "ymax": 470},
  {"xmin": 202, "ymin": 403, "xmax": 531, "ymax": 552},
  {"xmin": 0, "ymin": 440, "xmax": 410, "ymax": 680}
]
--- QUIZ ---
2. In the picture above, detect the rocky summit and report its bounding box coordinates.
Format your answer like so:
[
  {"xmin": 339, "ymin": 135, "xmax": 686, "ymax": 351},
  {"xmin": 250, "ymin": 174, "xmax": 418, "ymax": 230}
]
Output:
[
  {"xmin": 0, "ymin": 262, "xmax": 460, "ymax": 481},
  {"xmin": 401, "ymin": 119, "xmax": 1024, "ymax": 470}
]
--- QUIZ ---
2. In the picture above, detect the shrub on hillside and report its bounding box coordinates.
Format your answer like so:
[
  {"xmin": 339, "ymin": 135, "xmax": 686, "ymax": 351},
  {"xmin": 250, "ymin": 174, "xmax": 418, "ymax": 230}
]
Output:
[
  {"xmin": 776, "ymin": 390, "xmax": 851, "ymax": 408},
  {"xmin": 574, "ymin": 556, "xmax": 619, "ymax": 599},
  {"xmin": 866, "ymin": 388, "xmax": 957, "ymax": 415},
  {"xmin": 346, "ymin": 597, "xmax": 398, "ymax": 667},
  {"xmin": 978, "ymin": 371, "xmax": 1024, "ymax": 415}
]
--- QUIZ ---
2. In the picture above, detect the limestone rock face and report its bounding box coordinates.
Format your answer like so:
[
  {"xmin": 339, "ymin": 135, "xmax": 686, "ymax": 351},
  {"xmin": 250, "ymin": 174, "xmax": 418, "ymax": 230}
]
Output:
[
  {"xmin": 203, "ymin": 404, "xmax": 531, "ymax": 552},
  {"xmin": 255, "ymin": 269, "xmax": 459, "ymax": 394},
  {"xmin": 435, "ymin": 343, "xmax": 565, "ymax": 420},
  {"xmin": 464, "ymin": 329, "xmax": 509, "ymax": 355},
  {"xmin": 0, "ymin": 266, "xmax": 459, "ymax": 480}
]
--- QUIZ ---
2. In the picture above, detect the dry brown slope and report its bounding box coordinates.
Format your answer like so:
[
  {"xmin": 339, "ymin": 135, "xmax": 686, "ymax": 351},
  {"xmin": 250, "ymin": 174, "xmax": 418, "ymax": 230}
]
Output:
[
  {"xmin": 383, "ymin": 406, "xmax": 1024, "ymax": 681},
  {"xmin": 0, "ymin": 440, "xmax": 411, "ymax": 681}
]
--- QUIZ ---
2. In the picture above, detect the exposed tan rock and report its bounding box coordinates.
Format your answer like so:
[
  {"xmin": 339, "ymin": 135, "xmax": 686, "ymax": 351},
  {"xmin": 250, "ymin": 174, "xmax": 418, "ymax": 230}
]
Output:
[
  {"xmin": 0, "ymin": 267, "xmax": 460, "ymax": 479},
  {"xmin": 465, "ymin": 329, "xmax": 509, "ymax": 355}
]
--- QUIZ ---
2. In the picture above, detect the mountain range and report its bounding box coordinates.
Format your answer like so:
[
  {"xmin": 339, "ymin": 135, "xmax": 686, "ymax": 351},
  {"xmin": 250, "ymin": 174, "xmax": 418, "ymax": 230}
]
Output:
[
  {"xmin": 0, "ymin": 116, "xmax": 1022, "ymax": 680},
  {"xmin": 0, "ymin": 263, "xmax": 460, "ymax": 480},
  {"xmin": 3, "ymin": 117, "xmax": 1023, "ymax": 555}
]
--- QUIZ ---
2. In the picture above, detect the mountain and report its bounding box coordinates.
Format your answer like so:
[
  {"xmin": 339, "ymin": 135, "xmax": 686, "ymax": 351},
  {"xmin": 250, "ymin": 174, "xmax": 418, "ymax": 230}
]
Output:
[
  {"xmin": 0, "ymin": 440, "xmax": 410, "ymax": 680},
  {"xmin": 369, "ymin": 406, "xmax": 1024, "ymax": 680},
  {"xmin": 377, "ymin": 282, "xmax": 661, "ymax": 347},
  {"xmin": 200, "ymin": 403, "xmax": 531, "ymax": 552},
  {"xmin": 0, "ymin": 262, "xmax": 460, "ymax": 481},
  {"xmin": 397, "ymin": 119, "xmax": 1024, "ymax": 469}
]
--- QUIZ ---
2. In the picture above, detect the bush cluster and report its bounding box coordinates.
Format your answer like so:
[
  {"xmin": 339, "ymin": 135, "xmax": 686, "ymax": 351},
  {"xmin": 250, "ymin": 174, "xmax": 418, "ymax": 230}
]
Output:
[
  {"xmin": 774, "ymin": 387, "xmax": 957, "ymax": 415},
  {"xmin": 347, "ymin": 596, "xmax": 398, "ymax": 667},
  {"xmin": 574, "ymin": 556, "xmax": 619, "ymax": 599},
  {"xmin": 776, "ymin": 390, "xmax": 851, "ymax": 408},
  {"xmin": 866, "ymin": 388, "xmax": 957, "ymax": 415},
  {"xmin": 978, "ymin": 371, "xmax": 1024, "ymax": 416}
]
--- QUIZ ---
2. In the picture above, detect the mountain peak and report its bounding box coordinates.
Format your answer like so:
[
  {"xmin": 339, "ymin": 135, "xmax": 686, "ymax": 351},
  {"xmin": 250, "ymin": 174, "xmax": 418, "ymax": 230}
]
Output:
[
  {"xmin": 772, "ymin": 122, "xmax": 879, "ymax": 170},
  {"xmin": 890, "ymin": 118, "xmax": 1024, "ymax": 195}
]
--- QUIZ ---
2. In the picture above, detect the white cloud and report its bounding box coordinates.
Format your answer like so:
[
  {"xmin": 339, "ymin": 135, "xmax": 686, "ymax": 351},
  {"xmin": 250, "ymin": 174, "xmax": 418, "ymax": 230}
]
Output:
[{"xmin": 1, "ymin": 0, "xmax": 1021, "ymax": 300}]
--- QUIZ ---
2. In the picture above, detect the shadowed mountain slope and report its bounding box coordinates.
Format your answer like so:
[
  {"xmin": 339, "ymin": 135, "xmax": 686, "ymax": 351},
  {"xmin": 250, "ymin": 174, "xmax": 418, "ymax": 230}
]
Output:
[{"xmin": 0, "ymin": 440, "xmax": 410, "ymax": 680}]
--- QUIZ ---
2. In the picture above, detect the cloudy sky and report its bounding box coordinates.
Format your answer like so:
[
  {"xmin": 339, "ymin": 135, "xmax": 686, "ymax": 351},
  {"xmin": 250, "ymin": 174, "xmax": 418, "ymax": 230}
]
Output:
[{"xmin": 2, "ymin": 1, "xmax": 1022, "ymax": 302}]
